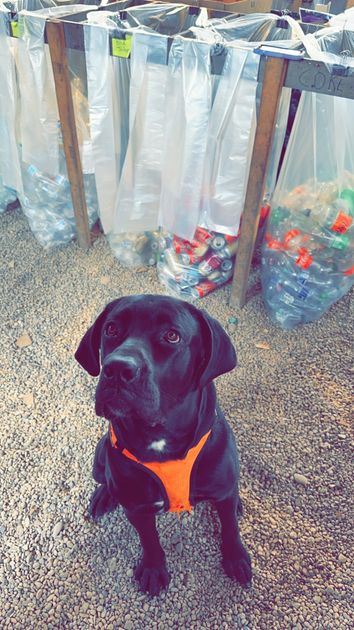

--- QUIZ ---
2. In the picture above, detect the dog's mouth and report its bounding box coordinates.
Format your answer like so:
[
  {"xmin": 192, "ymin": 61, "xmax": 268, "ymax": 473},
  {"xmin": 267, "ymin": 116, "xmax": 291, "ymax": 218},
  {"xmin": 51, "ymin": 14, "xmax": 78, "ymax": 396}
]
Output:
[
  {"xmin": 104, "ymin": 402, "xmax": 164, "ymax": 428},
  {"xmin": 95, "ymin": 383, "xmax": 163, "ymax": 428}
]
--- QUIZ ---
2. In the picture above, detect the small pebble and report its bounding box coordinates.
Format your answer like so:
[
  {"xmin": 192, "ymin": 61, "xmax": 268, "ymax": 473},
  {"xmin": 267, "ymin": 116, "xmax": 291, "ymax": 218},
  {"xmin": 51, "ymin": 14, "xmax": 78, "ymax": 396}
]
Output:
[
  {"xmin": 16, "ymin": 333, "xmax": 32, "ymax": 348},
  {"xmin": 293, "ymin": 473, "xmax": 309, "ymax": 486},
  {"xmin": 52, "ymin": 521, "xmax": 63, "ymax": 538},
  {"xmin": 338, "ymin": 554, "xmax": 346, "ymax": 564}
]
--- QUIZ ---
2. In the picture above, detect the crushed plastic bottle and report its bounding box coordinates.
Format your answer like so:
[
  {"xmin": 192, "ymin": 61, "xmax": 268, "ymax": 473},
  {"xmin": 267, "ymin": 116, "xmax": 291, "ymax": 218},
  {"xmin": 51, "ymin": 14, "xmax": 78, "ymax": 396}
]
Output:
[
  {"xmin": 261, "ymin": 181, "xmax": 354, "ymax": 328},
  {"xmin": 158, "ymin": 226, "xmax": 239, "ymax": 299}
]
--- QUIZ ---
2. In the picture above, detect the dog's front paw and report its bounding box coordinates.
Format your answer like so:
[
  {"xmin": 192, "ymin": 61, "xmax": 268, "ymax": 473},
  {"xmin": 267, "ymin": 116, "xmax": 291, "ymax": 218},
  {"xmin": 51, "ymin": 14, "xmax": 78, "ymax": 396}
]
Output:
[
  {"xmin": 88, "ymin": 485, "xmax": 119, "ymax": 520},
  {"xmin": 134, "ymin": 557, "xmax": 170, "ymax": 597},
  {"xmin": 222, "ymin": 542, "xmax": 252, "ymax": 585}
]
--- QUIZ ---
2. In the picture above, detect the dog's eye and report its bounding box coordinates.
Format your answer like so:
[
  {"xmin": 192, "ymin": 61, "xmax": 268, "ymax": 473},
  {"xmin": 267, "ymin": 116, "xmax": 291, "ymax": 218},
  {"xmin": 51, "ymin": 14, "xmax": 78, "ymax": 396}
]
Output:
[
  {"xmin": 105, "ymin": 322, "xmax": 118, "ymax": 337},
  {"xmin": 164, "ymin": 329, "xmax": 181, "ymax": 344}
]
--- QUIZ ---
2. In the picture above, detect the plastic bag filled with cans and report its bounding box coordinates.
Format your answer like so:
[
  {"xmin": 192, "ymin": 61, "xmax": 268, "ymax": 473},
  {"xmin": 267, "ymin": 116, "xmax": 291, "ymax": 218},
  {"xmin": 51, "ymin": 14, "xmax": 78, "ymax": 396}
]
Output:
[{"xmin": 158, "ymin": 226, "xmax": 239, "ymax": 299}]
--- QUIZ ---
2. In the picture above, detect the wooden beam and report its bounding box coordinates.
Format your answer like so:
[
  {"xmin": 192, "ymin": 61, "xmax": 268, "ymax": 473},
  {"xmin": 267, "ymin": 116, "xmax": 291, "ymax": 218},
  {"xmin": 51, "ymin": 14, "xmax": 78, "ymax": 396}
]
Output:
[
  {"xmin": 229, "ymin": 56, "xmax": 288, "ymax": 309},
  {"xmin": 46, "ymin": 18, "xmax": 91, "ymax": 250}
]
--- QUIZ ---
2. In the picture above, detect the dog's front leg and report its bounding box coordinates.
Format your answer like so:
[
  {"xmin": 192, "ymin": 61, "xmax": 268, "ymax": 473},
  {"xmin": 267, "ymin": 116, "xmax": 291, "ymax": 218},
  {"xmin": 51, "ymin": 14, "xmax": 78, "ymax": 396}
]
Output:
[
  {"xmin": 214, "ymin": 494, "xmax": 252, "ymax": 585},
  {"xmin": 125, "ymin": 509, "xmax": 170, "ymax": 596}
]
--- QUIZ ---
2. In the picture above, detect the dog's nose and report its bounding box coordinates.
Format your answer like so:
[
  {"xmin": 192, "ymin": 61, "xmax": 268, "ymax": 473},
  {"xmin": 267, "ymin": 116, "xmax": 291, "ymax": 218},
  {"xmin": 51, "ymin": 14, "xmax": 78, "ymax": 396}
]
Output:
[{"xmin": 103, "ymin": 355, "xmax": 140, "ymax": 384}]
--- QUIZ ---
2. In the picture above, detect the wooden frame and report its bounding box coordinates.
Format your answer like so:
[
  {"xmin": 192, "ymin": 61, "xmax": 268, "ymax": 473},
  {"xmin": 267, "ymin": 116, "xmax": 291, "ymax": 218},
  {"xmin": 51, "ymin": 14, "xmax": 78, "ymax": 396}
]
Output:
[
  {"xmin": 46, "ymin": 2, "xmax": 354, "ymax": 301},
  {"xmin": 230, "ymin": 56, "xmax": 288, "ymax": 308},
  {"xmin": 46, "ymin": 18, "xmax": 91, "ymax": 250}
]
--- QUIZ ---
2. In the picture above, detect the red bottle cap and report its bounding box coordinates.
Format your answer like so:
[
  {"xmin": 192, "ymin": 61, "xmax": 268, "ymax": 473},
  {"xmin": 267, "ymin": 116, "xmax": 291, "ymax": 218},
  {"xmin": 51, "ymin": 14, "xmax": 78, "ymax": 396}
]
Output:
[
  {"xmin": 343, "ymin": 265, "xmax": 354, "ymax": 276},
  {"xmin": 267, "ymin": 239, "xmax": 284, "ymax": 250},
  {"xmin": 330, "ymin": 212, "xmax": 353, "ymax": 234}
]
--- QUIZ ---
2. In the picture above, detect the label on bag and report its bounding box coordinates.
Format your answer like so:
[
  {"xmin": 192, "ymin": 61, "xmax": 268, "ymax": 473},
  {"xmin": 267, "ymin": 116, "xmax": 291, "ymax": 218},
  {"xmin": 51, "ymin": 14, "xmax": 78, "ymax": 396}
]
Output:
[
  {"xmin": 11, "ymin": 21, "xmax": 23, "ymax": 38},
  {"xmin": 111, "ymin": 35, "xmax": 132, "ymax": 58}
]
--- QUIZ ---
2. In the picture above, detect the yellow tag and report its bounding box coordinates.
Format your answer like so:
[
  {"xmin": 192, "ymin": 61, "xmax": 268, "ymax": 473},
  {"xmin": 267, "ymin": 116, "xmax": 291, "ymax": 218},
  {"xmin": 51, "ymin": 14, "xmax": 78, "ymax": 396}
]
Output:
[
  {"xmin": 111, "ymin": 35, "xmax": 132, "ymax": 58},
  {"xmin": 11, "ymin": 21, "xmax": 20, "ymax": 37},
  {"xmin": 11, "ymin": 20, "xmax": 23, "ymax": 38}
]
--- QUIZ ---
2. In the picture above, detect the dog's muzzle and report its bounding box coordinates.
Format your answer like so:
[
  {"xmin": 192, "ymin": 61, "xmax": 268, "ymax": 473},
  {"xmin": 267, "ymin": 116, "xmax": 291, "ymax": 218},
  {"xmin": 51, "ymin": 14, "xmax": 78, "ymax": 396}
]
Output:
[{"xmin": 102, "ymin": 352, "xmax": 141, "ymax": 386}]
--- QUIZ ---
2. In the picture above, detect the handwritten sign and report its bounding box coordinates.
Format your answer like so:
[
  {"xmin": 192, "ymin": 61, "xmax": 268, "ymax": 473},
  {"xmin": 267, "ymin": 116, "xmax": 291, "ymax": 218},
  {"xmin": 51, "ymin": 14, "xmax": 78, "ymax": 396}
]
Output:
[
  {"xmin": 258, "ymin": 58, "xmax": 354, "ymax": 100},
  {"xmin": 286, "ymin": 60, "xmax": 354, "ymax": 99}
]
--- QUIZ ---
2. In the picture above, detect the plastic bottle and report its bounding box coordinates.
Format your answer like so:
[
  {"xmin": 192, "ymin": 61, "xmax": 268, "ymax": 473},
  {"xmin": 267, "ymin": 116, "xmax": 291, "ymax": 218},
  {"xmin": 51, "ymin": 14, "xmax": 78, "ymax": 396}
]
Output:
[
  {"xmin": 339, "ymin": 188, "xmax": 354, "ymax": 214},
  {"xmin": 26, "ymin": 164, "xmax": 66, "ymax": 199},
  {"xmin": 310, "ymin": 199, "xmax": 353, "ymax": 233}
]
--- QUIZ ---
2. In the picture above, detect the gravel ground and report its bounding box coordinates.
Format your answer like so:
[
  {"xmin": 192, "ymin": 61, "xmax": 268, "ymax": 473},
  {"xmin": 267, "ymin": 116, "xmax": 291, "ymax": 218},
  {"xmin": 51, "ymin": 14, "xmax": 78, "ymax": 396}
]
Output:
[{"xmin": 1, "ymin": 208, "xmax": 353, "ymax": 630}]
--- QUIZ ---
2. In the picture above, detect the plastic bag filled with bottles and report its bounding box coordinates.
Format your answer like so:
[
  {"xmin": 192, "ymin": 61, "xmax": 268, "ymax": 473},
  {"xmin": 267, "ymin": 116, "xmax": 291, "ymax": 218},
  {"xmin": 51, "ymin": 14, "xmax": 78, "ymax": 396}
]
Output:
[
  {"xmin": 158, "ymin": 226, "xmax": 239, "ymax": 300},
  {"xmin": 261, "ymin": 90, "xmax": 354, "ymax": 329},
  {"xmin": 21, "ymin": 156, "xmax": 98, "ymax": 249}
]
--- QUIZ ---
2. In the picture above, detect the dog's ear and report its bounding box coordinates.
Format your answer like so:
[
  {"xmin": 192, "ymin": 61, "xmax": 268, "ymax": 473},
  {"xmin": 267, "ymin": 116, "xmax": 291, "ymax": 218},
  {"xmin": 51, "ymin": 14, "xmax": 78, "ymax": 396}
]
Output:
[
  {"xmin": 74, "ymin": 300, "xmax": 118, "ymax": 377},
  {"xmin": 197, "ymin": 309, "xmax": 237, "ymax": 387}
]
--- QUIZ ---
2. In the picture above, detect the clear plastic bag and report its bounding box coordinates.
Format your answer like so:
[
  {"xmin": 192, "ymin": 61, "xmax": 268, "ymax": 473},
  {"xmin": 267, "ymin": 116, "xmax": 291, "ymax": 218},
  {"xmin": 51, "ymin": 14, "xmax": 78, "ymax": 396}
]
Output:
[
  {"xmin": 159, "ymin": 15, "xmax": 303, "ymax": 241},
  {"xmin": 16, "ymin": 5, "xmax": 93, "ymax": 177},
  {"xmin": 21, "ymin": 152, "xmax": 98, "ymax": 249},
  {"xmin": 112, "ymin": 7, "xmax": 204, "ymax": 237},
  {"xmin": 12, "ymin": 5, "xmax": 99, "ymax": 247},
  {"xmin": 0, "ymin": 7, "xmax": 22, "ymax": 199},
  {"xmin": 112, "ymin": 31, "xmax": 170, "ymax": 234},
  {"xmin": 84, "ymin": 15, "xmax": 130, "ymax": 234},
  {"xmin": 158, "ymin": 226, "xmax": 239, "ymax": 299},
  {"xmin": 198, "ymin": 45, "xmax": 259, "ymax": 237},
  {"xmin": 84, "ymin": 6, "xmax": 204, "ymax": 263},
  {"xmin": 158, "ymin": 37, "xmax": 212, "ymax": 241},
  {"xmin": 189, "ymin": 12, "xmax": 304, "ymax": 44},
  {"xmin": 261, "ymin": 30, "xmax": 354, "ymax": 328}
]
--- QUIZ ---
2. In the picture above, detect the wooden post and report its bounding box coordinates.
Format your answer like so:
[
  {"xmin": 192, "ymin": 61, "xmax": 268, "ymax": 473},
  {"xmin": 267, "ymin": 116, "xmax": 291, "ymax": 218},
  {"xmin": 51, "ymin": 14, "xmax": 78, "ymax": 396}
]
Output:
[
  {"xmin": 229, "ymin": 56, "xmax": 288, "ymax": 309},
  {"xmin": 291, "ymin": 0, "xmax": 302, "ymax": 12},
  {"xmin": 46, "ymin": 18, "xmax": 91, "ymax": 250}
]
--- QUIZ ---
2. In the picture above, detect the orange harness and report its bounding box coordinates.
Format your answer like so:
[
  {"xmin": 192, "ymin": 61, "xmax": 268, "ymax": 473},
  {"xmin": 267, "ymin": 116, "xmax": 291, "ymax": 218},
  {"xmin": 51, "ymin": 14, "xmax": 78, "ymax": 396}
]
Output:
[{"xmin": 109, "ymin": 424, "xmax": 211, "ymax": 513}]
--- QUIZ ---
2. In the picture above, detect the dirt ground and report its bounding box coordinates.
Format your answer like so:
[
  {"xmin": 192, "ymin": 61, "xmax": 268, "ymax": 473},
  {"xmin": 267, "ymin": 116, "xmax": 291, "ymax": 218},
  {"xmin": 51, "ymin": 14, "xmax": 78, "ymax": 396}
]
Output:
[{"xmin": 1, "ymin": 208, "xmax": 353, "ymax": 629}]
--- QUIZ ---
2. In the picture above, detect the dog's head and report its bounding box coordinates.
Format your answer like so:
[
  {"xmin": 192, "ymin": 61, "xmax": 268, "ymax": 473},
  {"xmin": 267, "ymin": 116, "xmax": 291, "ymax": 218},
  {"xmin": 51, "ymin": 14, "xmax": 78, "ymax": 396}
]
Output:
[{"xmin": 75, "ymin": 294, "xmax": 236, "ymax": 430}]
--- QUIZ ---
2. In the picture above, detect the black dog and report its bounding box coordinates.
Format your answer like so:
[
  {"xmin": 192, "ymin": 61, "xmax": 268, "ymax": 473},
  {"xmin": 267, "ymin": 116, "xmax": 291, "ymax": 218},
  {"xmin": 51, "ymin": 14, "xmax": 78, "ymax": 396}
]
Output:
[{"xmin": 75, "ymin": 294, "xmax": 252, "ymax": 596}]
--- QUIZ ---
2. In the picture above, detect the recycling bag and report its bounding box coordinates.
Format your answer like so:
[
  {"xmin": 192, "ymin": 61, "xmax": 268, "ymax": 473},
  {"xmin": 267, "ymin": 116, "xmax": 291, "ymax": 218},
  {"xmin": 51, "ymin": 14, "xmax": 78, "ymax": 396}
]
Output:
[{"xmin": 262, "ymin": 29, "xmax": 354, "ymax": 328}]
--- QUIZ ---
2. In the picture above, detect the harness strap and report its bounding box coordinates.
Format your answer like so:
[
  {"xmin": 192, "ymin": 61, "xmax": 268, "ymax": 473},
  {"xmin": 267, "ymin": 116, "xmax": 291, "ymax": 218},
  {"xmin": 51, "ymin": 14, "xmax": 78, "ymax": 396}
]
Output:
[{"xmin": 109, "ymin": 424, "xmax": 211, "ymax": 513}]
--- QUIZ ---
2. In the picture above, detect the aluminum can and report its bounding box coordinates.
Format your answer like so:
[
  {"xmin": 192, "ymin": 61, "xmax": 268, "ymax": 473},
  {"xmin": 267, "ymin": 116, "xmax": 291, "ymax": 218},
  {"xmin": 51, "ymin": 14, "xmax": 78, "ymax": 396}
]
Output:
[
  {"xmin": 210, "ymin": 236, "xmax": 226, "ymax": 251},
  {"xmin": 198, "ymin": 253, "xmax": 223, "ymax": 276}
]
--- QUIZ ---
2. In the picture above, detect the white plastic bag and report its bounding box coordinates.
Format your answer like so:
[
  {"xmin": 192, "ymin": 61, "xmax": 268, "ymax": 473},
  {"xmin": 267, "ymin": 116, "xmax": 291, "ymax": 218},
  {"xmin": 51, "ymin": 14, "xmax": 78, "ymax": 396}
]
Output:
[
  {"xmin": 112, "ymin": 31, "xmax": 170, "ymax": 234},
  {"xmin": 199, "ymin": 45, "xmax": 259, "ymax": 236},
  {"xmin": 159, "ymin": 37, "xmax": 212, "ymax": 240},
  {"xmin": 0, "ymin": 8, "xmax": 22, "ymax": 198},
  {"xmin": 17, "ymin": 5, "xmax": 93, "ymax": 176},
  {"xmin": 84, "ymin": 16, "xmax": 130, "ymax": 233}
]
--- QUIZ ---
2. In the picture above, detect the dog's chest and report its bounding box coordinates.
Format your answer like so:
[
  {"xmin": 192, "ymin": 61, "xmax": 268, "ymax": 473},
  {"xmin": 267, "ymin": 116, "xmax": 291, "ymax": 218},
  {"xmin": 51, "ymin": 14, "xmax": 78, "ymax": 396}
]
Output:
[{"xmin": 105, "ymin": 429, "xmax": 211, "ymax": 514}]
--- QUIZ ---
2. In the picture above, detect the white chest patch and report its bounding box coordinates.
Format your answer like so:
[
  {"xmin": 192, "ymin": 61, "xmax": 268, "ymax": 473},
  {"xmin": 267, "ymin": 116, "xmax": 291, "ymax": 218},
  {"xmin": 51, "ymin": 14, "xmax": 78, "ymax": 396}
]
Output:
[{"xmin": 148, "ymin": 439, "xmax": 166, "ymax": 452}]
